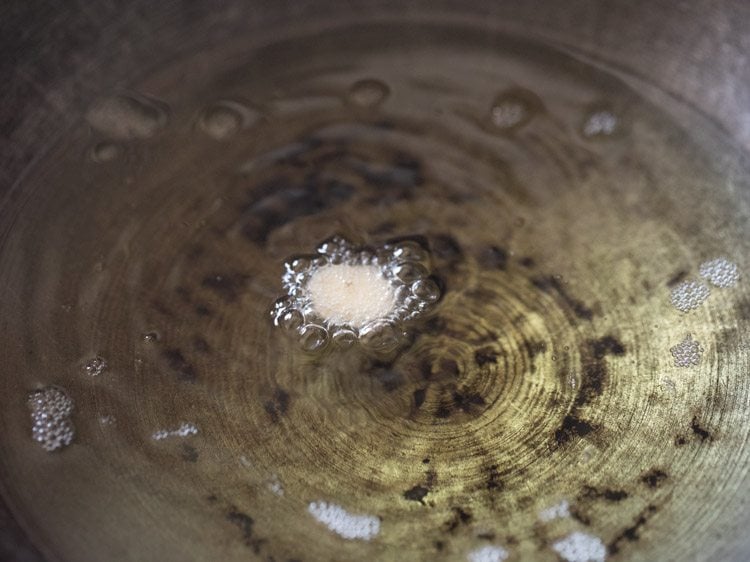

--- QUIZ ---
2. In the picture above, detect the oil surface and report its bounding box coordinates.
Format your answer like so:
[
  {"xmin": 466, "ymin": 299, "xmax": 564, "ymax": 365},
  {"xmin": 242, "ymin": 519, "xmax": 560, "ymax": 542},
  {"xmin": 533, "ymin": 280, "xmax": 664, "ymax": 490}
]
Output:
[{"xmin": 0, "ymin": 21, "xmax": 749, "ymax": 562}]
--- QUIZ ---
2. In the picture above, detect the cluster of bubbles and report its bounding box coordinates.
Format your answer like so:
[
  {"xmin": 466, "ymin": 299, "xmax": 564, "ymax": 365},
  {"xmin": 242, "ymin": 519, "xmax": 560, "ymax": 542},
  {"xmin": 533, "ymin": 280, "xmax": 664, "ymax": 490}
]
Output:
[
  {"xmin": 83, "ymin": 356, "xmax": 108, "ymax": 377},
  {"xmin": 307, "ymin": 500, "xmax": 381, "ymax": 541},
  {"xmin": 670, "ymin": 280, "xmax": 710, "ymax": 312},
  {"xmin": 699, "ymin": 257, "xmax": 739, "ymax": 288},
  {"xmin": 670, "ymin": 334, "xmax": 703, "ymax": 367},
  {"xmin": 272, "ymin": 236, "xmax": 441, "ymax": 354},
  {"xmin": 468, "ymin": 545, "xmax": 510, "ymax": 562},
  {"xmin": 582, "ymin": 109, "xmax": 618, "ymax": 137},
  {"xmin": 27, "ymin": 386, "xmax": 75, "ymax": 452},
  {"xmin": 151, "ymin": 422, "xmax": 199, "ymax": 441},
  {"xmin": 552, "ymin": 531, "xmax": 606, "ymax": 562}
]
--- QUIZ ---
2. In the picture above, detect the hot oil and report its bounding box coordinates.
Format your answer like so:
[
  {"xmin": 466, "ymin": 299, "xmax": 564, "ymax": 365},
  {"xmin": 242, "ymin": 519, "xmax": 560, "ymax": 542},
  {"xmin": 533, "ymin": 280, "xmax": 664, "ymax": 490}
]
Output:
[{"xmin": 1, "ymin": 21, "xmax": 749, "ymax": 562}]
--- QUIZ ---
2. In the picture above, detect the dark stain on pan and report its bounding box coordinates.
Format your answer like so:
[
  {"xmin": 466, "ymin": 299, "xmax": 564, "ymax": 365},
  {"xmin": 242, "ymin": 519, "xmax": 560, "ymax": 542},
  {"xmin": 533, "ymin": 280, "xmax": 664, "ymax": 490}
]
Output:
[
  {"xmin": 608, "ymin": 504, "xmax": 658, "ymax": 554},
  {"xmin": 201, "ymin": 273, "xmax": 249, "ymax": 302},
  {"xmin": 690, "ymin": 416, "xmax": 712, "ymax": 441},
  {"xmin": 554, "ymin": 414, "xmax": 596, "ymax": 446},
  {"xmin": 264, "ymin": 388, "xmax": 290, "ymax": 423},
  {"xmin": 162, "ymin": 348, "xmax": 197, "ymax": 382},
  {"xmin": 666, "ymin": 269, "xmax": 689, "ymax": 287},
  {"xmin": 641, "ymin": 469, "xmax": 668, "ymax": 488},
  {"xmin": 531, "ymin": 275, "xmax": 594, "ymax": 320},
  {"xmin": 477, "ymin": 245, "xmax": 508, "ymax": 270},
  {"xmin": 181, "ymin": 443, "xmax": 199, "ymax": 463},
  {"xmin": 403, "ymin": 485, "xmax": 430, "ymax": 504},
  {"xmin": 579, "ymin": 485, "xmax": 628, "ymax": 502},
  {"xmin": 442, "ymin": 506, "xmax": 473, "ymax": 533},
  {"xmin": 475, "ymin": 347, "xmax": 499, "ymax": 366}
]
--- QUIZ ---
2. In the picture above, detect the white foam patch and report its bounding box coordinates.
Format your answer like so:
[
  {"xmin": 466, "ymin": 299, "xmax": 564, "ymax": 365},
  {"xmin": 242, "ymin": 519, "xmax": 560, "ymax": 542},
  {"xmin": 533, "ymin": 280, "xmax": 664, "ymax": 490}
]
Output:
[
  {"xmin": 467, "ymin": 545, "xmax": 509, "ymax": 562},
  {"xmin": 670, "ymin": 280, "xmax": 710, "ymax": 312},
  {"xmin": 539, "ymin": 500, "xmax": 570, "ymax": 522},
  {"xmin": 583, "ymin": 111, "xmax": 617, "ymax": 137},
  {"xmin": 552, "ymin": 531, "xmax": 606, "ymax": 562},
  {"xmin": 670, "ymin": 334, "xmax": 703, "ymax": 367},
  {"xmin": 699, "ymin": 257, "xmax": 739, "ymax": 288},
  {"xmin": 307, "ymin": 501, "xmax": 380, "ymax": 540},
  {"xmin": 268, "ymin": 474, "xmax": 284, "ymax": 496},
  {"xmin": 151, "ymin": 422, "xmax": 199, "ymax": 441}
]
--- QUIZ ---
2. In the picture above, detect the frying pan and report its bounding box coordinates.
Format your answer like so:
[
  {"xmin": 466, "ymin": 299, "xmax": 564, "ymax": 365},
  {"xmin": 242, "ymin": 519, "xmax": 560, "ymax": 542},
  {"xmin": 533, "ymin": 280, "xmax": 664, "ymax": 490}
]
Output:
[{"xmin": 1, "ymin": 1, "xmax": 749, "ymax": 561}]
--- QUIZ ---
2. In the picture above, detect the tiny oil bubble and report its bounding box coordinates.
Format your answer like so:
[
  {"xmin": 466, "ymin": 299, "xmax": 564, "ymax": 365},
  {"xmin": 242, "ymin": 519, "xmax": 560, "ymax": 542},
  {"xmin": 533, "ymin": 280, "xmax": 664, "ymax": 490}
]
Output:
[
  {"xmin": 582, "ymin": 108, "xmax": 618, "ymax": 138},
  {"xmin": 85, "ymin": 93, "xmax": 168, "ymax": 140},
  {"xmin": 152, "ymin": 422, "xmax": 199, "ymax": 441},
  {"xmin": 27, "ymin": 386, "xmax": 75, "ymax": 452},
  {"xmin": 89, "ymin": 142, "xmax": 121, "ymax": 163},
  {"xmin": 143, "ymin": 331, "xmax": 160, "ymax": 343},
  {"xmin": 84, "ymin": 356, "xmax": 108, "ymax": 377},
  {"xmin": 198, "ymin": 100, "xmax": 258, "ymax": 140},
  {"xmin": 347, "ymin": 79, "xmax": 390, "ymax": 108},
  {"xmin": 489, "ymin": 88, "xmax": 540, "ymax": 132}
]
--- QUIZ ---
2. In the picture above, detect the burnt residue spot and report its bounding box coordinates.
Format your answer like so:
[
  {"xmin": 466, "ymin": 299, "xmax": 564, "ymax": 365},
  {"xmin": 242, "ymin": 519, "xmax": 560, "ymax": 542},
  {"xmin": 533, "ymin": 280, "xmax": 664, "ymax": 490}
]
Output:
[
  {"xmin": 227, "ymin": 509, "xmax": 254, "ymax": 545},
  {"xmin": 475, "ymin": 348, "xmax": 498, "ymax": 366},
  {"xmin": 181, "ymin": 443, "xmax": 199, "ymax": 463},
  {"xmin": 438, "ymin": 359, "xmax": 460, "ymax": 378},
  {"xmin": 641, "ymin": 469, "xmax": 668, "ymax": 489},
  {"xmin": 531, "ymin": 276, "xmax": 594, "ymax": 320},
  {"xmin": 425, "ymin": 469, "xmax": 437, "ymax": 487},
  {"xmin": 477, "ymin": 532, "xmax": 496, "ymax": 541},
  {"xmin": 193, "ymin": 336, "xmax": 210, "ymax": 354},
  {"xmin": 608, "ymin": 505, "xmax": 658, "ymax": 554},
  {"xmin": 554, "ymin": 414, "xmax": 596, "ymax": 446},
  {"xmin": 575, "ymin": 336, "xmax": 626, "ymax": 408},
  {"xmin": 194, "ymin": 304, "xmax": 213, "ymax": 317},
  {"xmin": 519, "ymin": 256, "xmax": 536, "ymax": 268},
  {"xmin": 422, "ymin": 457, "xmax": 430, "ymax": 464},
  {"xmin": 434, "ymin": 541, "xmax": 445, "ymax": 551},
  {"xmin": 486, "ymin": 464, "xmax": 503, "ymax": 491},
  {"xmin": 403, "ymin": 485, "xmax": 429, "ymax": 504},
  {"xmin": 431, "ymin": 234, "xmax": 464, "ymax": 266},
  {"xmin": 162, "ymin": 348, "xmax": 197, "ymax": 382},
  {"xmin": 264, "ymin": 388, "xmax": 290, "ymax": 423},
  {"xmin": 675, "ymin": 436, "xmax": 687, "ymax": 446},
  {"xmin": 666, "ymin": 269, "xmax": 689, "ymax": 287},
  {"xmin": 436, "ymin": 388, "xmax": 486, "ymax": 419},
  {"xmin": 690, "ymin": 416, "xmax": 712, "ymax": 441},
  {"xmin": 478, "ymin": 246, "xmax": 508, "ymax": 270},
  {"xmin": 570, "ymin": 505, "xmax": 592, "ymax": 526},
  {"xmin": 443, "ymin": 507, "xmax": 473, "ymax": 533},
  {"xmin": 579, "ymin": 485, "xmax": 628, "ymax": 502},
  {"xmin": 201, "ymin": 273, "xmax": 248, "ymax": 302},
  {"xmin": 524, "ymin": 340, "xmax": 548, "ymax": 359},
  {"xmin": 240, "ymin": 175, "xmax": 355, "ymax": 244},
  {"xmin": 589, "ymin": 336, "xmax": 626, "ymax": 359},
  {"xmin": 413, "ymin": 388, "xmax": 427, "ymax": 409}
]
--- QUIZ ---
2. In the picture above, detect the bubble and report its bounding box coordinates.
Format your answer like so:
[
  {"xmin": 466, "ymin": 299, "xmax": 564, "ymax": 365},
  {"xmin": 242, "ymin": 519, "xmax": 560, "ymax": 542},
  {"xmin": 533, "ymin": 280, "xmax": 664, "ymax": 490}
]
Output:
[
  {"xmin": 699, "ymin": 257, "xmax": 739, "ymax": 288},
  {"xmin": 89, "ymin": 142, "xmax": 121, "ymax": 163},
  {"xmin": 299, "ymin": 324, "xmax": 330, "ymax": 352},
  {"xmin": 278, "ymin": 309, "xmax": 304, "ymax": 331},
  {"xmin": 85, "ymin": 93, "xmax": 168, "ymax": 140},
  {"xmin": 670, "ymin": 280, "xmax": 710, "ymax": 312},
  {"xmin": 332, "ymin": 328, "xmax": 358, "ymax": 347},
  {"xmin": 582, "ymin": 108, "xmax": 618, "ymax": 138},
  {"xmin": 27, "ymin": 386, "xmax": 75, "ymax": 452},
  {"xmin": 143, "ymin": 331, "xmax": 160, "ymax": 343},
  {"xmin": 359, "ymin": 321, "xmax": 403, "ymax": 354},
  {"xmin": 347, "ymin": 79, "xmax": 390, "ymax": 108},
  {"xmin": 670, "ymin": 334, "xmax": 703, "ymax": 367},
  {"xmin": 392, "ymin": 262, "xmax": 428, "ymax": 284},
  {"xmin": 489, "ymin": 89, "xmax": 540, "ymax": 131},
  {"xmin": 198, "ymin": 100, "xmax": 258, "ymax": 140},
  {"xmin": 390, "ymin": 241, "xmax": 428, "ymax": 263},
  {"xmin": 412, "ymin": 278, "xmax": 440, "ymax": 302},
  {"xmin": 84, "ymin": 356, "xmax": 108, "ymax": 377}
]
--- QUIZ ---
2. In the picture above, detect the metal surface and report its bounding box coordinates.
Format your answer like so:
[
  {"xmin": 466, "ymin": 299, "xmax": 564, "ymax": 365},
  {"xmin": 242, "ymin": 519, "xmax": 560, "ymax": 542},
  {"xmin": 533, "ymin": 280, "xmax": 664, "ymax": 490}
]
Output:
[{"xmin": 1, "ymin": 2, "xmax": 749, "ymax": 561}]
